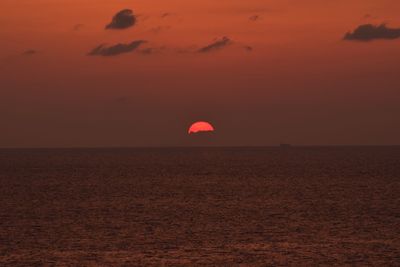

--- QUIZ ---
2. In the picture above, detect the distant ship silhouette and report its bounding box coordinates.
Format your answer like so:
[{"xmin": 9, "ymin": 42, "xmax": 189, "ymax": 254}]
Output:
[{"xmin": 280, "ymin": 144, "xmax": 292, "ymax": 148}]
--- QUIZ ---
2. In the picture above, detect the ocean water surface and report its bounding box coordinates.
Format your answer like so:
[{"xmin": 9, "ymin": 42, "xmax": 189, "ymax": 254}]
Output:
[{"xmin": 0, "ymin": 147, "xmax": 399, "ymax": 266}]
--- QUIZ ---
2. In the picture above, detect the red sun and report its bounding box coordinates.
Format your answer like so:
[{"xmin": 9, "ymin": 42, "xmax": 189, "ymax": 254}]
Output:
[{"xmin": 188, "ymin": 121, "xmax": 215, "ymax": 134}]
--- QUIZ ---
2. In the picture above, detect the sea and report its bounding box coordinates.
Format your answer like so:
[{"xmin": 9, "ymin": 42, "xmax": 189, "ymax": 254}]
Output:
[{"xmin": 0, "ymin": 147, "xmax": 399, "ymax": 266}]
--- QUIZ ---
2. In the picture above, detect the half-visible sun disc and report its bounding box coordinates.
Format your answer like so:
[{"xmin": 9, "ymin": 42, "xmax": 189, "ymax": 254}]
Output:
[{"xmin": 188, "ymin": 121, "xmax": 215, "ymax": 134}]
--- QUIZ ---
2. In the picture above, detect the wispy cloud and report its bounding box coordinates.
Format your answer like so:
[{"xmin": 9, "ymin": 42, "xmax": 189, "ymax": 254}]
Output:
[
  {"xmin": 249, "ymin": 15, "xmax": 261, "ymax": 22},
  {"xmin": 73, "ymin": 24, "xmax": 84, "ymax": 31},
  {"xmin": 22, "ymin": 49, "xmax": 38, "ymax": 56},
  {"xmin": 88, "ymin": 41, "xmax": 146, "ymax": 56},
  {"xmin": 139, "ymin": 46, "xmax": 166, "ymax": 55},
  {"xmin": 149, "ymin": 26, "xmax": 171, "ymax": 34},
  {"xmin": 243, "ymin": 46, "xmax": 253, "ymax": 52},
  {"xmin": 198, "ymin": 37, "xmax": 232, "ymax": 53},
  {"xmin": 161, "ymin": 12, "xmax": 172, "ymax": 18}
]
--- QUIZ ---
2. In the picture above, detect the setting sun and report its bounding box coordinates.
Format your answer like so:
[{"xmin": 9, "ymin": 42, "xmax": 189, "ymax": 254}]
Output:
[{"xmin": 188, "ymin": 121, "xmax": 215, "ymax": 134}]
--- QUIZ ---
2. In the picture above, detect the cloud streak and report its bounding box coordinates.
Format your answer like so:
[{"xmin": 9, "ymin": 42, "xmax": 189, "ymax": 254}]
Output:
[
  {"xmin": 88, "ymin": 41, "xmax": 146, "ymax": 56},
  {"xmin": 149, "ymin": 26, "xmax": 171, "ymax": 34},
  {"xmin": 73, "ymin": 24, "xmax": 84, "ymax": 31},
  {"xmin": 22, "ymin": 50, "xmax": 38, "ymax": 56},
  {"xmin": 344, "ymin": 24, "xmax": 400, "ymax": 41},
  {"xmin": 139, "ymin": 46, "xmax": 166, "ymax": 55},
  {"xmin": 106, "ymin": 9, "xmax": 136, "ymax": 30},
  {"xmin": 161, "ymin": 13, "xmax": 172, "ymax": 18},
  {"xmin": 249, "ymin": 15, "xmax": 260, "ymax": 22},
  {"xmin": 243, "ymin": 46, "xmax": 253, "ymax": 52},
  {"xmin": 198, "ymin": 37, "xmax": 232, "ymax": 53}
]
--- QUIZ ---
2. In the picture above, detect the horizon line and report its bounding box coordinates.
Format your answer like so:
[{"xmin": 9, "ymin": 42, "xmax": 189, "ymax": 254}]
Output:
[{"xmin": 0, "ymin": 145, "xmax": 400, "ymax": 150}]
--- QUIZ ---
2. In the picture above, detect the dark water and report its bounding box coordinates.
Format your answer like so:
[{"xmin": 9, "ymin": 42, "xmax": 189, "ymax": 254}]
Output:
[{"xmin": 0, "ymin": 147, "xmax": 399, "ymax": 266}]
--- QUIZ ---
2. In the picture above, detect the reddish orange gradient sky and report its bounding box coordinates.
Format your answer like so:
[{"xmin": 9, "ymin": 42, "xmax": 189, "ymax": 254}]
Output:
[{"xmin": 1, "ymin": 0, "xmax": 400, "ymax": 147}]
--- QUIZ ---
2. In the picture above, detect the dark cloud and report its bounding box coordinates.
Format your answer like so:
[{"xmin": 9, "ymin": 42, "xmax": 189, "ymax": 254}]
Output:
[
  {"xmin": 344, "ymin": 24, "xmax": 400, "ymax": 41},
  {"xmin": 88, "ymin": 41, "xmax": 146, "ymax": 56},
  {"xmin": 198, "ymin": 37, "xmax": 232, "ymax": 53},
  {"xmin": 249, "ymin": 15, "xmax": 260, "ymax": 21},
  {"xmin": 22, "ymin": 50, "xmax": 37, "ymax": 56},
  {"xmin": 106, "ymin": 9, "xmax": 136, "ymax": 30}
]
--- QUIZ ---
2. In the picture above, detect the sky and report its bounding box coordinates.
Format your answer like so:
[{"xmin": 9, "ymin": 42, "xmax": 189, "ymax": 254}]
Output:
[{"xmin": 1, "ymin": 0, "xmax": 400, "ymax": 147}]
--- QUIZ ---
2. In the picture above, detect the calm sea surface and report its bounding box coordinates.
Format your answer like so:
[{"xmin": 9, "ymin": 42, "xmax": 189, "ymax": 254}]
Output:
[{"xmin": 0, "ymin": 147, "xmax": 399, "ymax": 266}]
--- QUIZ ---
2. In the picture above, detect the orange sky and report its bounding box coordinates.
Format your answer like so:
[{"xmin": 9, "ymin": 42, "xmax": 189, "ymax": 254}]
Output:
[{"xmin": 1, "ymin": 0, "xmax": 400, "ymax": 147}]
